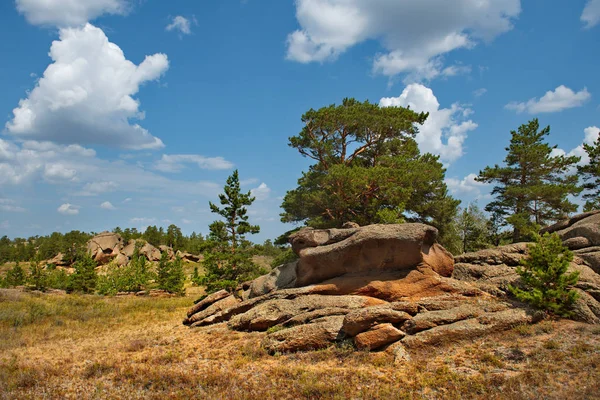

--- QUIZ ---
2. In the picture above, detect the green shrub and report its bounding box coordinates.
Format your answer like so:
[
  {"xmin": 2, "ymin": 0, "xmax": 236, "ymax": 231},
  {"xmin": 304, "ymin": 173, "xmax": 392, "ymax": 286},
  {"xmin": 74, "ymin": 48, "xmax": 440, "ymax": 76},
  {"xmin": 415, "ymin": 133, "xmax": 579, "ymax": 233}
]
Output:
[
  {"xmin": 67, "ymin": 254, "xmax": 97, "ymax": 294},
  {"xmin": 509, "ymin": 233, "xmax": 579, "ymax": 316},
  {"xmin": 96, "ymin": 250, "xmax": 153, "ymax": 295},
  {"xmin": 46, "ymin": 269, "xmax": 70, "ymax": 290}
]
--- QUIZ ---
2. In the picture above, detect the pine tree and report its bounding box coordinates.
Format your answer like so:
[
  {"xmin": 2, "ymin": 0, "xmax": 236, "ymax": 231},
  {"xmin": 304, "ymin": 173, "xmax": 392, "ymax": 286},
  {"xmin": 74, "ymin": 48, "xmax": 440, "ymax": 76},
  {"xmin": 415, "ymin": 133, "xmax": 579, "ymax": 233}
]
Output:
[
  {"xmin": 509, "ymin": 233, "xmax": 579, "ymax": 316},
  {"xmin": 5, "ymin": 262, "xmax": 26, "ymax": 287},
  {"xmin": 157, "ymin": 252, "xmax": 185, "ymax": 294},
  {"xmin": 477, "ymin": 119, "xmax": 582, "ymax": 242},
  {"xmin": 578, "ymin": 129, "xmax": 600, "ymax": 212},
  {"xmin": 202, "ymin": 170, "xmax": 261, "ymax": 293},
  {"xmin": 67, "ymin": 254, "xmax": 98, "ymax": 293},
  {"xmin": 455, "ymin": 203, "xmax": 490, "ymax": 254},
  {"xmin": 281, "ymin": 98, "xmax": 459, "ymax": 230},
  {"xmin": 28, "ymin": 260, "xmax": 47, "ymax": 291}
]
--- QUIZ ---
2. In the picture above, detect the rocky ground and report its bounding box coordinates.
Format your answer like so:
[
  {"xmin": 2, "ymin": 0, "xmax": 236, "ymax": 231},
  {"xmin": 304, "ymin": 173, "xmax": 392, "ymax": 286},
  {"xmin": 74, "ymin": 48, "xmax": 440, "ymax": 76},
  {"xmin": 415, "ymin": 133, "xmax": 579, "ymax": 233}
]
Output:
[
  {"xmin": 1, "ymin": 288, "xmax": 599, "ymax": 399},
  {"xmin": 185, "ymin": 212, "xmax": 600, "ymax": 357}
]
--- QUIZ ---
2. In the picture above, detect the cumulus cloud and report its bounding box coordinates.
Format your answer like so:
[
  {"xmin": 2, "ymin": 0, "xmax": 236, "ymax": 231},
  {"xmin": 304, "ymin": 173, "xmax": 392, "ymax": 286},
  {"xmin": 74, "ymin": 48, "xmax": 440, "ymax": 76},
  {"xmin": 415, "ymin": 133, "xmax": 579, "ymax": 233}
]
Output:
[
  {"xmin": 79, "ymin": 181, "xmax": 118, "ymax": 196},
  {"xmin": 100, "ymin": 201, "xmax": 116, "ymax": 210},
  {"xmin": 16, "ymin": 0, "xmax": 130, "ymax": 27},
  {"xmin": 582, "ymin": 0, "xmax": 600, "ymax": 28},
  {"xmin": 58, "ymin": 203, "xmax": 79, "ymax": 215},
  {"xmin": 286, "ymin": 0, "xmax": 520, "ymax": 81},
  {"xmin": 505, "ymin": 85, "xmax": 591, "ymax": 114},
  {"xmin": 166, "ymin": 16, "xmax": 194, "ymax": 35},
  {"xmin": 0, "ymin": 199, "xmax": 26, "ymax": 213},
  {"xmin": 130, "ymin": 217, "xmax": 156, "ymax": 224},
  {"xmin": 5, "ymin": 24, "xmax": 168, "ymax": 150},
  {"xmin": 380, "ymin": 84, "xmax": 478, "ymax": 164},
  {"xmin": 552, "ymin": 126, "xmax": 600, "ymax": 166},
  {"xmin": 154, "ymin": 154, "xmax": 234, "ymax": 172},
  {"xmin": 251, "ymin": 183, "xmax": 271, "ymax": 201}
]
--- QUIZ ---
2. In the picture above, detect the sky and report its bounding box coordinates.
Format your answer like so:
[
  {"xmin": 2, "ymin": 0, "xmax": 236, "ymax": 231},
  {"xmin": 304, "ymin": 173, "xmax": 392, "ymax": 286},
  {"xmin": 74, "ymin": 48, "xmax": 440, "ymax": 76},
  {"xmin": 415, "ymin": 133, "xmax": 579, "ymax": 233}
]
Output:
[{"xmin": 0, "ymin": 0, "xmax": 599, "ymax": 242}]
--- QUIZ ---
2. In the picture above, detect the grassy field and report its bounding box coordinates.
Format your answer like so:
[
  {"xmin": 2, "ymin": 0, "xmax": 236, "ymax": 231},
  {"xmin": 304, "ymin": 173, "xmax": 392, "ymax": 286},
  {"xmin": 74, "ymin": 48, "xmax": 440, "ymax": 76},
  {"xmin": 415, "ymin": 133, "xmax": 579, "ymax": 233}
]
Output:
[{"xmin": 1, "ymin": 288, "xmax": 599, "ymax": 399}]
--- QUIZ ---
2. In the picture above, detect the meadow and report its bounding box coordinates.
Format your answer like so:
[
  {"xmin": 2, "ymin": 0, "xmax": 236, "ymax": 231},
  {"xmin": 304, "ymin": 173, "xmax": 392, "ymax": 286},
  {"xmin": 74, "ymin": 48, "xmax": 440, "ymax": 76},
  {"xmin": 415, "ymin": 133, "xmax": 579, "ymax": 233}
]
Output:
[{"xmin": 1, "ymin": 288, "xmax": 599, "ymax": 399}]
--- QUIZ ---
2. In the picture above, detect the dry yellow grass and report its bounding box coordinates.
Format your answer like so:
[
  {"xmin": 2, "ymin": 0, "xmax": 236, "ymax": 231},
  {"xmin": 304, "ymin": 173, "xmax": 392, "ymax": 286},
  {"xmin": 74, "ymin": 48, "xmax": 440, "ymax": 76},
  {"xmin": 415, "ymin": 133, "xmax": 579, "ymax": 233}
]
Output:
[{"xmin": 1, "ymin": 288, "xmax": 599, "ymax": 399}]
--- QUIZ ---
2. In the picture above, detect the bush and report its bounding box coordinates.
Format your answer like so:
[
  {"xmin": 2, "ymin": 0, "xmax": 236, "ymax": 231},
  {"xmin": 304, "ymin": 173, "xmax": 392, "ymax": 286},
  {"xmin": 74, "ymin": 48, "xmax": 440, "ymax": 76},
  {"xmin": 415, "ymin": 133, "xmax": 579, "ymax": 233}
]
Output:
[
  {"xmin": 509, "ymin": 233, "xmax": 579, "ymax": 316},
  {"xmin": 96, "ymin": 250, "xmax": 153, "ymax": 295},
  {"xmin": 46, "ymin": 269, "xmax": 70, "ymax": 290},
  {"xmin": 67, "ymin": 254, "xmax": 97, "ymax": 294}
]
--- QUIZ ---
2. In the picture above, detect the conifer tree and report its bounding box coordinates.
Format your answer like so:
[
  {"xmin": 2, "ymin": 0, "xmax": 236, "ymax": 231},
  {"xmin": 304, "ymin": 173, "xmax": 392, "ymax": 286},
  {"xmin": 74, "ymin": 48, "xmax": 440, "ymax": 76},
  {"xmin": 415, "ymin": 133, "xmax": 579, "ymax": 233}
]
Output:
[
  {"xmin": 477, "ymin": 119, "xmax": 581, "ymax": 241},
  {"xmin": 67, "ymin": 254, "xmax": 97, "ymax": 294},
  {"xmin": 157, "ymin": 252, "xmax": 185, "ymax": 294},
  {"xmin": 202, "ymin": 170, "xmax": 261, "ymax": 293},
  {"xmin": 578, "ymin": 130, "xmax": 600, "ymax": 212},
  {"xmin": 509, "ymin": 233, "xmax": 579, "ymax": 316},
  {"xmin": 456, "ymin": 203, "xmax": 490, "ymax": 254},
  {"xmin": 281, "ymin": 98, "xmax": 459, "ymax": 231},
  {"xmin": 5, "ymin": 262, "xmax": 26, "ymax": 287}
]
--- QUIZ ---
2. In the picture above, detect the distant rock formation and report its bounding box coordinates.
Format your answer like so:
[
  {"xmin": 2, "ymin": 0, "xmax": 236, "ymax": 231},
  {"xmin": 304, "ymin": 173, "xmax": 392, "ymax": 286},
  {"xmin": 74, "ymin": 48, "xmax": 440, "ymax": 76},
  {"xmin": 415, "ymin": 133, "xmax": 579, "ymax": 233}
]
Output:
[
  {"xmin": 184, "ymin": 223, "xmax": 545, "ymax": 356},
  {"xmin": 84, "ymin": 232, "xmax": 202, "ymax": 267}
]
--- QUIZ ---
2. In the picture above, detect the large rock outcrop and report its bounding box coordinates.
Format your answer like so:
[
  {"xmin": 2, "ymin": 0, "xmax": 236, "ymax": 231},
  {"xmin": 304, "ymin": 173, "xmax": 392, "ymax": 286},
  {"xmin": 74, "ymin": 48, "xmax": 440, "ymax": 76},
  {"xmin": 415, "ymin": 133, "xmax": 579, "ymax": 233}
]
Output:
[
  {"xmin": 453, "ymin": 211, "xmax": 600, "ymax": 324},
  {"xmin": 185, "ymin": 222, "xmax": 543, "ymax": 355}
]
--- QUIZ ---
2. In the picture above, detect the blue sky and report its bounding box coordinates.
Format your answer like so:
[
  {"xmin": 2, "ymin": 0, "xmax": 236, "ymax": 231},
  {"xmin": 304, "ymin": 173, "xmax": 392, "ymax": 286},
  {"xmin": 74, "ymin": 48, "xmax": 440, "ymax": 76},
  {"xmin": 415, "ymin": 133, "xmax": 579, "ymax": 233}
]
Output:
[{"xmin": 0, "ymin": 0, "xmax": 598, "ymax": 242}]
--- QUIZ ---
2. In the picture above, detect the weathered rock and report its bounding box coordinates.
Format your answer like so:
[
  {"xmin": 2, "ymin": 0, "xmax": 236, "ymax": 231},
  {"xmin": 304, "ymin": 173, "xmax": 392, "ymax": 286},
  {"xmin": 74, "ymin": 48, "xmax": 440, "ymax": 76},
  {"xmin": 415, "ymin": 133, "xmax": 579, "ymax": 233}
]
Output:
[
  {"xmin": 46, "ymin": 252, "xmax": 70, "ymax": 267},
  {"xmin": 354, "ymin": 323, "xmax": 405, "ymax": 351},
  {"xmin": 454, "ymin": 243, "xmax": 529, "ymax": 267},
  {"xmin": 122, "ymin": 240, "xmax": 136, "ymax": 258},
  {"xmin": 159, "ymin": 245, "xmax": 175, "ymax": 260},
  {"xmin": 342, "ymin": 306, "xmax": 413, "ymax": 336},
  {"xmin": 186, "ymin": 295, "xmax": 240, "ymax": 326},
  {"xmin": 401, "ymin": 303, "xmax": 500, "ymax": 334},
  {"xmin": 262, "ymin": 316, "xmax": 345, "ymax": 353},
  {"xmin": 187, "ymin": 290, "xmax": 230, "ymax": 317},
  {"xmin": 291, "ymin": 224, "xmax": 453, "ymax": 287},
  {"xmin": 574, "ymin": 247, "xmax": 600, "ymax": 274},
  {"xmin": 247, "ymin": 261, "xmax": 298, "ymax": 299},
  {"xmin": 114, "ymin": 253, "xmax": 129, "ymax": 266},
  {"xmin": 228, "ymin": 295, "xmax": 383, "ymax": 332},
  {"xmin": 139, "ymin": 242, "xmax": 161, "ymax": 262},
  {"xmin": 176, "ymin": 251, "xmax": 202, "ymax": 262},
  {"xmin": 402, "ymin": 308, "xmax": 542, "ymax": 348},
  {"xmin": 386, "ymin": 341, "xmax": 411, "ymax": 363}
]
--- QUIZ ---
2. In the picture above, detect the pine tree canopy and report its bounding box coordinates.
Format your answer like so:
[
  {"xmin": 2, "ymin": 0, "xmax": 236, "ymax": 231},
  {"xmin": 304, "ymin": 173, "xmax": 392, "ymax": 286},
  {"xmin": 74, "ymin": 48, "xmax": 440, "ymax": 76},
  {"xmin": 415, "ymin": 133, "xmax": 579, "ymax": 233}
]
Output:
[
  {"xmin": 477, "ymin": 119, "xmax": 582, "ymax": 241},
  {"xmin": 281, "ymin": 98, "xmax": 459, "ymax": 232},
  {"xmin": 578, "ymin": 130, "xmax": 600, "ymax": 212}
]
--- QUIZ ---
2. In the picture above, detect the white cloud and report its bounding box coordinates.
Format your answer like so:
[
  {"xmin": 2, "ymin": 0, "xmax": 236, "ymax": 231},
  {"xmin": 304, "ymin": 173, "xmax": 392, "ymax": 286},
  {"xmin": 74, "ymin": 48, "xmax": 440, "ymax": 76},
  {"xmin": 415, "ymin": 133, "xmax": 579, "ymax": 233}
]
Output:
[
  {"xmin": 286, "ymin": 0, "xmax": 520, "ymax": 81},
  {"xmin": 58, "ymin": 203, "xmax": 79, "ymax": 215},
  {"xmin": 0, "ymin": 138, "xmax": 223, "ymax": 202},
  {"xmin": 123, "ymin": 198, "xmax": 132, "ymax": 203},
  {"xmin": 552, "ymin": 126, "xmax": 600, "ymax": 166},
  {"xmin": 155, "ymin": 154, "xmax": 234, "ymax": 172},
  {"xmin": 181, "ymin": 218, "xmax": 192, "ymax": 224},
  {"xmin": 446, "ymin": 173, "xmax": 488, "ymax": 196},
  {"xmin": 130, "ymin": 217, "xmax": 156, "ymax": 224},
  {"xmin": 505, "ymin": 85, "xmax": 591, "ymax": 114},
  {"xmin": 166, "ymin": 16, "xmax": 193, "ymax": 35},
  {"xmin": 0, "ymin": 199, "xmax": 26, "ymax": 213},
  {"xmin": 380, "ymin": 84, "xmax": 478, "ymax": 164},
  {"xmin": 473, "ymin": 88, "xmax": 487, "ymax": 97},
  {"xmin": 5, "ymin": 24, "xmax": 168, "ymax": 150},
  {"xmin": 16, "ymin": 0, "xmax": 130, "ymax": 27},
  {"xmin": 100, "ymin": 201, "xmax": 116, "ymax": 210},
  {"xmin": 251, "ymin": 183, "xmax": 271, "ymax": 201},
  {"xmin": 582, "ymin": 0, "xmax": 600, "ymax": 28},
  {"xmin": 79, "ymin": 181, "xmax": 118, "ymax": 196}
]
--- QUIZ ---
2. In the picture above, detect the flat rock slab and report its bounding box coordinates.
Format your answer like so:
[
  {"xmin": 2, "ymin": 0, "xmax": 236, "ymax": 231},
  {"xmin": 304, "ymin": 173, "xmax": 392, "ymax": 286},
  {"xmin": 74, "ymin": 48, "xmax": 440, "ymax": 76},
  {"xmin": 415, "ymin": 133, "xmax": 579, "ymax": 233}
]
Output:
[
  {"xmin": 354, "ymin": 323, "xmax": 405, "ymax": 351},
  {"xmin": 262, "ymin": 316, "xmax": 345, "ymax": 354}
]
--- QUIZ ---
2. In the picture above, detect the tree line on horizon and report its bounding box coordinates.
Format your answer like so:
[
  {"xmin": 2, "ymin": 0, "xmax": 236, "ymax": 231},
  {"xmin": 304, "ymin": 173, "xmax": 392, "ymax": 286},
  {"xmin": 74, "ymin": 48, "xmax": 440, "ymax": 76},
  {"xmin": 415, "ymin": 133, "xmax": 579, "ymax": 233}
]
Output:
[{"xmin": 1, "ymin": 98, "xmax": 599, "ymax": 296}]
